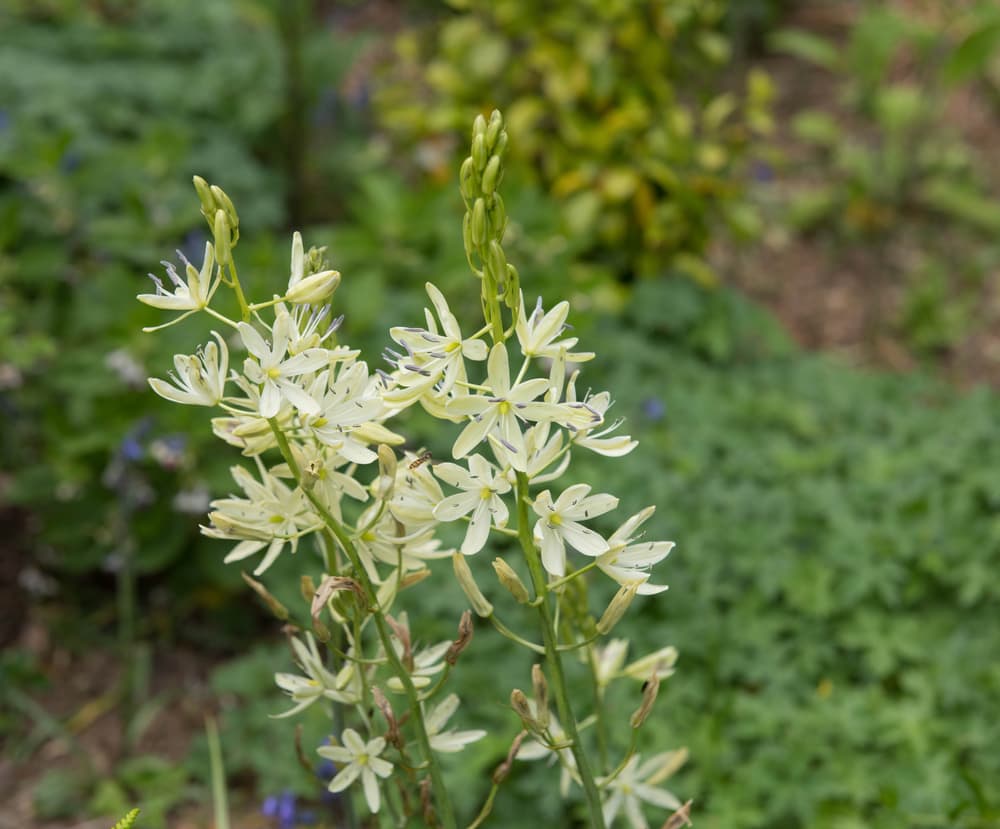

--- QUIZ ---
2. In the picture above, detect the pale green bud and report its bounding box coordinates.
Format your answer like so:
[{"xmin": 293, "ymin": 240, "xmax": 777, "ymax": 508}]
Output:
[
  {"xmin": 452, "ymin": 553, "xmax": 493, "ymax": 617},
  {"xmin": 460, "ymin": 157, "xmax": 478, "ymax": 202},
  {"xmin": 492, "ymin": 557, "xmax": 530, "ymax": 603},
  {"xmin": 300, "ymin": 574, "xmax": 317, "ymax": 605},
  {"xmin": 486, "ymin": 110, "xmax": 503, "ymax": 151},
  {"xmin": 472, "ymin": 113, "xmax": 488, "ymax": 138},
  {"xmin": 488, "ymin": 192, "xmax": 506, "ymax": 238},
  {"xmin": 285, "ymin": 269, "xmax": 340, "ymax": 305},
  {"xmin": 481, "ymin": 155, "xmax": 501, "ymax": 195},
  {"xmin": 472, "ymin": 133, "xmax": 488, "ymax": 171},
  {"xmin": 462, "ymin": 213, "xmax": 476, "ymax": 267},
  {"xmin": 487, "ymin": 241, "xmax": 508, "ymax": 283},
  {"xmin": 597, "ymin": 583, "xmax": 639, "ymax": 635},
  {"xmin": 193, "ymin": 175, "xmax": 216, "ymax": 217},
  {"xmin": 210, "ymin": 185, "xmax": 238, "ymax": 228},
  {"xmin": 471, "ymin": 198, "xmax": 488, "ymax": 246},
  {"xmin": 213, "ymin": 209, "xmax": 231, "ymax": 266},
  {"xmin": 493, "ymin": 130, "xmax": 508, "ymax": 160}
]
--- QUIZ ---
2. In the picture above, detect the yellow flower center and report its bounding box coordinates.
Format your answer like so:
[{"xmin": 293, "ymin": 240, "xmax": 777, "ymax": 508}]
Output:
[
  {"xmin": 549, "ymin": 514, "xmax": 563, "ymax": 527},
  {"xmin": 362, "ymin": 531, "xmax": 376, "ymax": 542},
  {"xmin": 313, "ymin": 416, "xmax": 328, "ymax": 427},
  {"xmin": 358, "ymin": 753, "xmax": 369, "ymax": 766},
  {"xmin": 266, "ymin": 367, "xmax": 281, "ymax": 380},
  {"xmin": 446, "ymin": 341, "xmax": 460, "ymax": 353},
  {"xmin": 269, "ymin": 514, "xmax": 285, "ymax": 524},
  {"xmin": 497, "ymin": 400, "xmax": 510, "ymax": 415},
  {"xmin": 480, "ymin": 486, "xmax": 493, "ymax": 500}
]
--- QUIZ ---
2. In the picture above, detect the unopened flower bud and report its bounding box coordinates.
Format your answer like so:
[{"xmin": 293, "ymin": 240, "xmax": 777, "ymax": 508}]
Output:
[
  {"xmin": 510, "ymin": 689, "xmax": 540, "ymax": 731},
  {"xmin": 241, "ymin": 571, "xmax": 289, "ymax": 621},
  {"xmin": 471, "ymin": 198, "xmax": 488, "ymax": 246},
  {"xmin": 460, "ymin": 157, "xmax": 478, "ymax": 202},
  {"xmin": 492, "ymin": 558, "xmax": 530, "ymax": 603},
  {"xmin": 473, "ymin": 112, "xmax": 487, "ymax": 137},
  {"xmin": 597, "ymin": 583, "xmax": 639, "ymax": 635},
  {"xmin": 488, "ymin": 192, "xmax": 506, "ymax": 237},
  {"xmin": 493, "ymin": 129, "xmax": 508, "ymax": 161},
  {"xmin": 630, "ymin": 674, "xmax": 660, "ymax": 729},
  {"xmin": 285, "ymin": 269, "xmax": 340, "ymax": 305},
  {"xmin": 376, "ymin": 445, "xmax": 397, "ymax": 499},
  {"xmin": 446, "ymin": 610, "xmax": 474, "ymax": 666},
  {"xmin": 193, "ymin": 175, "xmax": 216, "ymax": 217},
  {"xmin": 210, "ymin": 184, "xmax": 238, "ymax": 230},
  {"xmin": 452, "ymin": 553, "xmax": 493, "ymax": 617},
  {"xmin": 486, "ymin": 110, "xmax": 503, "ymax": 151},
  {"xmin": 531, "ymin": 664, "xmax": 550, "ymax": 730},
  {"xmin": 472, "ymin": 127, "xmax": 488, "ymax": 168},
  {"xmin": 481, "ymin": 155, "xmax": 501, "ymax": 195},
  {"xmin": 213, "ymin": 209, "xmax": 231, "ymax": 266},
  {"xmin": 487, "ymin": 240, "xmax": 507, "ymax": 283}
]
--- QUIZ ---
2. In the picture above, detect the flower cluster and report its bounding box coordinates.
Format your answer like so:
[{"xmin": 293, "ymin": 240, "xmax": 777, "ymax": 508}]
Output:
[{"xmin": 139, "ymin": 114, "xmax": 683, "ymax": 829}]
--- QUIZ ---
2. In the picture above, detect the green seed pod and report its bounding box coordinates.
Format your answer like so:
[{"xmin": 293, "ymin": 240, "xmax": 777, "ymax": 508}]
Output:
[
  {"xmin": 472, "ymin": 133, "xmax": 488, "ymax": 171},
  {"xmin": 459, "ymin": 157, "xmax": 478, "ymax": 203},
  {"xmin": 472, "ymin": 198, "xmax": 488, "ymax": 246},
  {"xmin": 486, "ymin": 110, "xmax": 503, "ymax": 151},
  {"xmin": 481, "ymin": 155, "xmax": 501, "ymax": 195}
]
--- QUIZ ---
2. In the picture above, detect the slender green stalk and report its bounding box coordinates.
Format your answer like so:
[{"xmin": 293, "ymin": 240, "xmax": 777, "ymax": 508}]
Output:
[
  {"xmin": 515, "ymin": 472, "xmax": 606, "ymax": 828},
  {"xmin": 587, "ymin": 646, "xmax": 610, "ymax": 772},
  {"xmin": 268, "ymin": 420, "xmax": 457, "ymax": 829},
  {"xmin": 205, "ymin": 715, "xmax": 231, "ymax": 829}
]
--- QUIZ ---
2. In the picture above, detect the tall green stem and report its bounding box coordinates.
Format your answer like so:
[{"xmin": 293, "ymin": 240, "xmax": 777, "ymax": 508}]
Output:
[
  {"xmin": 515, "ymin": 472, "xmax": 606, "ymax": 828},
  {"xmin": 268, "ymin": 421, "xmax": 457, "ymax": 829}
]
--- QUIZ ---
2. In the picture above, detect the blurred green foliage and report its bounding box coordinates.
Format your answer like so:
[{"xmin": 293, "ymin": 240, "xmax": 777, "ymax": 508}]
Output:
[
  {"xmin": 376, "ymin": 0, "xmax": 775, "ymax": 286},
  {"xmin": 773, "ymin": 4, "xmax": 1000, "ymax": 356},
  {"xmin": 3, "ymin": 2, "xmax": 1000, "ymax": 828}
]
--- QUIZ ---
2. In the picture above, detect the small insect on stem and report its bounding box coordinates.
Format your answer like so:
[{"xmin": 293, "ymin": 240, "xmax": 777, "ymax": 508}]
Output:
[{"xmin": 409, "ymin": 451, "xmax": 433, "ymax": 470}]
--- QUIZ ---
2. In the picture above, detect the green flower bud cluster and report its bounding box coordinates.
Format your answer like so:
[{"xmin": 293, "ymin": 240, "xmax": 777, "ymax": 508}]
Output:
[
  {"xmin": 194, "ymin": 175, "xmax": 240, "ymax": 266},
  {"xmin": 459, "ymin": 110, "xmax": 520, "ymax": 342}
]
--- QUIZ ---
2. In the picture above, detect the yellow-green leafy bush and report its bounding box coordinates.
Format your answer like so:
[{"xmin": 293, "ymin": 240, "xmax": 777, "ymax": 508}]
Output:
[{"xmin": 376, "ymin": 0, "xmax": 774, "ymax": 287}]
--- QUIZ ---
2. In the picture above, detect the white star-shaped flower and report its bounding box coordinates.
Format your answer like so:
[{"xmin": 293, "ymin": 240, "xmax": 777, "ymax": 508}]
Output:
[
  {"xmin": 425, "ymin": 694, "xmax": 487, "ymax": 753},
  {"xmin": 532, "ymin": 484, "xmax": 618, "ymax": 577},
  {"xmin": 448, "ymin": 343, "xmax": 561, "ymax": 470},
  {"xmin": 599, "ymin": 751, "xmax": 686, "ymax": 829},
  {"xmin": 433, "ymin": 454, "xmax": 511, "ymax": 554},
  {"xmin": 384, "ymin": 282, "xmax": 488, "ymax": 405},
  {"xmin": 596, "ymin": 507, "xmax": 673, "ymax": 595},
  {"xmin": 238, "ymin": 312, "xmax": 329, "ymax": 418},
  {"xmin": 148, "ymin": 331, "xmax": 228, "ymax": 407},
  {"xmin": 318, "ymin": 728, "xmax": 393, "ymax": 814},
  {"xmin": 516, "ymin": 294, "xmax": 594, "ymax": 361},
  {"xmin": 138, "ymin": 243, "xmax": 220, "ymax": 330},
  {"xmin": 273, "ymin": 633, "xmax": 360, "ymax": 718}
]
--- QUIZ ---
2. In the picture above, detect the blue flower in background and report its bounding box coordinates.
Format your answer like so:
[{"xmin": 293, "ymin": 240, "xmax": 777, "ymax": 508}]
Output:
[
  {"xmin": 642, "ymin": 397, "xmax": 666, "ymax": 421},
  {"xmin": 262, "ymin": 790, "xmax": 298, "ymax": 829}
]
